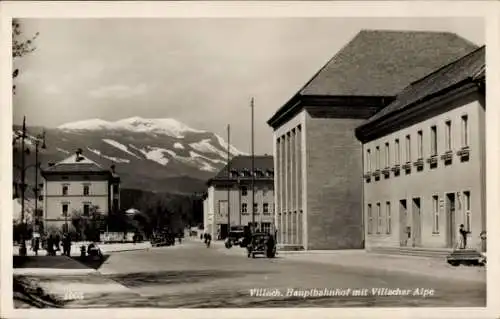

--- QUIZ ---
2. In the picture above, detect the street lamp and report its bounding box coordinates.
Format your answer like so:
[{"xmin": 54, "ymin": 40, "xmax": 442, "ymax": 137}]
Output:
[{"xmin": 12, "ymin": 116, "xmax": 46, "ymax": 256}]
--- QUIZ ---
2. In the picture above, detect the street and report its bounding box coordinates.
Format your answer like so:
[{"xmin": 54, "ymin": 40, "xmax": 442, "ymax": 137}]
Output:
[{"xmin": 39, "ymin": 239, "xmax": 486, "ymax": 308}]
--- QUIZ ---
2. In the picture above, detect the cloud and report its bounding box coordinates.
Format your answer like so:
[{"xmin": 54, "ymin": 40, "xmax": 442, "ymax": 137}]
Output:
[{"xmin": 88, "ymin": 83, "xmax": 149, "ymax": 99}]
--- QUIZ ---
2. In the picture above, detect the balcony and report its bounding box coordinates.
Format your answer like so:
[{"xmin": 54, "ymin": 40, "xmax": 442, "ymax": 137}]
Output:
[
  {"xmin": 382, "ymin": 167, "xmax": 391, "ymax": 178},
  {"xmin": 457, "ymin": 146, "xmax": 470, "ymax": 161},
  {"xmin": 402, "ymin": 162, "xmax": 412, "ymax": 173},
  {"xmin": 413, "ymin": 158, "xmax": 424, "ymax": 171},
  {"xmin": 441, "ymin": 150, "xmax": 453, "ymax": 164},
  {"xmin": 372, "ymin": 170, "xmax": 381, "ymax": 180},
  {"xmin": 363, "ymin": 172, "xmax": 372, "ymax": 182},
  {"xmin": 391, "ymin": 164, "xmax": 401, "ymax": 174},
  {"xmin": 426, "ymin": 155, "xmax": 439, "ymax": 165}
]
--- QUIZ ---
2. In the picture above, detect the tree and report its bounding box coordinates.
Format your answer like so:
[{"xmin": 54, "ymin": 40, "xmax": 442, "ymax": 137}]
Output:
[
  {"xmin": 12, "ymin": 19, "xmax": 39, "ymax": 94},
  {"xmin": 71, "ymin": 205, "xmax": 105, "ymax": 241}
]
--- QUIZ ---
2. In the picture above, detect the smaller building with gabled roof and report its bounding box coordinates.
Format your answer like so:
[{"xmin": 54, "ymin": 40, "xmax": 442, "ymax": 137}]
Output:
[
  {"xmin": 203, "ymin": 155, "xmax": 274, "ymax": 240},
  {"xmin": 41, "ymin": 148, "xmax": 121, "ymax": 234}
]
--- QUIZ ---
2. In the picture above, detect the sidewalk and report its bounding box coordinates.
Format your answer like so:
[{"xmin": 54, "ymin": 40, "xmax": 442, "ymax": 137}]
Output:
[
  {"xmin": 14, "ymin": 241, "xmax": 152, "ymax": 257},
  {"xmin": 281, "ymin": 250, "xmax": 486, "ymax": 284},
  {"xmin": 212, "ymin": 241, "xmax": 485, "ymax": 284}
]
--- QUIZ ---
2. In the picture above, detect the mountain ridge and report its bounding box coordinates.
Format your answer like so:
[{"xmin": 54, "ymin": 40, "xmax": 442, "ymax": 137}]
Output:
[{"xmin": 13, "ymin": 117, "xmax": 247, "ymax": 195}]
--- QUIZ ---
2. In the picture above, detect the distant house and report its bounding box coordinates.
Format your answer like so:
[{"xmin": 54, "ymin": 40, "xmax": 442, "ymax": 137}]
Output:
[
  {"xmin": 203, "ymin": 155, "xmax": 274, "ymax": 240},
  {"xmin": 40, "ymin": 149, "xmax": 120, "ymax": 232},
  {"xmin": 355, "ymin": 46, "xmax": 485, "ymax": 252},
  {"xmin": 267, "ymin": 30, "xmax": 478, "ymax": 250}
]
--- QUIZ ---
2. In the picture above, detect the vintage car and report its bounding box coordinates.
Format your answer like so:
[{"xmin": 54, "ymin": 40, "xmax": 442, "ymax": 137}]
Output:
[{"xmin": 246, "ymin": 232, "xmax": 276, "ymax": 258}]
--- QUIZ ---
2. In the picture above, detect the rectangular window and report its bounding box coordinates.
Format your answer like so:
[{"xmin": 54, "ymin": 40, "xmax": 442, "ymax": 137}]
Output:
[
  {"xmin": 367, "ymin": 204, "xmax": 373, "ymax": 234},
  {"xmin": 253, "ymin": 203, "xmax": 258, "ymax": 214},
  {"xmin": 376, "ymin": 203, "xmax": 382, "ymax": 234},
  {"xmin": 431, "ymin": 126, "xmax": 438, "ymax": 156},
  {"xmin": 83, "ymin": 185, "xmax": 89, "ymax": 196},
  {"xmin": 261, "ymin": 222, "xmax": 271, "ymax": 233},
  {"xmin": 83, "ymin": 204, "xmax": 90, "ymax": 216},
  {"xmin": 386, "ymin": 201, "xmax": 391, "ymax": 234},
  {"xmin": 417, "ymin": 130, "xmax": 423, "ymax": 159},
  {"xmin": 461, "ymin": 115, "xmax": 469, "ymax": 147},
  {"xmin": 241, "ymin": 203, "xmax": 247, "ymax": 213},
  {"xmin": 376, "ymin": 146, "xmax": 380, "ymax": 170},
  {"xmin": 395, "ymin": 139, "xmax": 400, "ymax": 165},
  {"xmin": 405, "ymin": 135, "xmax": 411, "ymax": 163},
  {"xmin": 62, "ymin": 204, "xmax": 68, "ymax": 216},
  {"xmin": 464, "ymin": 191, "xmax": 471, "ymax": 232},
  {"xmin": 432, "ymin": 195, "xmax": 439, "ymax": 233},
  {"xmin": 241, "ymin": 187, "xmax": 247, "ymax": 196},
  {"xmin": 366, "ymin": 149, "xmax": 371, "ymax": 171},
  {"xmin": 62, "ymin": 185, "xmax": 68, "ymax": 196},
  {"xmin": 445, "ymin": 120, "xmax": 452, "ymax": 151},
  {"xmin": 385, "ymin": 143, "xmax": 390, "ymax": 168},
  {"xmin": 263, "ymin": 203, "xmax": 269, "ymax": 214},
  {"xmin": 262, "ymin": 188, "xmax": 267, "ymax": 197}
]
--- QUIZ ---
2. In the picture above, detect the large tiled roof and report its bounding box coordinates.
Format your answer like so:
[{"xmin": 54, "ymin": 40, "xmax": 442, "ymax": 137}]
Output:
[
  {"xmin": 268, "ymin": 30, "xmax": 478, "ymax": 128},
  {"xmin": 299, "ymin": 30, "xmax": 478, "ymax": 97},
  {"xmin": 361, "ymin": 45, "xmax": 485, "ymax": 126},
  {"xmin": 210, "ymin": 155, "xmax": 274, "ymax": 181},
  {"xmin": 43, "ymin": 153, "xmax": 107, "ymax": 173}
]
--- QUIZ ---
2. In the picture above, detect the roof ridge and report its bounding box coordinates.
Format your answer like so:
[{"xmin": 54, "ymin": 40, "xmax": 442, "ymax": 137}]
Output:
[{"xmin": 407, "ymin": 45, "xmax": 485, "ymax": 87}]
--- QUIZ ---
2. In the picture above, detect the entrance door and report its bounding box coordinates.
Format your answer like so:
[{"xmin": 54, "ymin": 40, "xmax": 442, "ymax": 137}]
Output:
[
  {"xmin": 446, "ymin": 193, "xmax": 456, "ymax": 248},
  {"xmin": 412, "ymin": 198, "xmax": 422, "ymax": 247},
  {"xmin": 399, "ymin": 200, "xmax": 408, "ymax": 247},
  {"xmin": 219, "ymin": 224, "xmax": 229, "ymax": 240}
]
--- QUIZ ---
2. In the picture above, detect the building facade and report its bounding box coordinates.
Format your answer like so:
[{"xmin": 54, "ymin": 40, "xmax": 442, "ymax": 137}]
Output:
[
  {"xmin": 267, "ymin": 30, "xmax": 479, "ymax": 250},
  {"xmin": 355, "ymin": 46, "xmax": 486, "ymax": 252},
  {"xmin": 41, "ymin": 149, "xmax": 120, "ymax": 232},
  {"xmin": 203, "ymin": 156, "xmax": 274, "ymax": 240}
]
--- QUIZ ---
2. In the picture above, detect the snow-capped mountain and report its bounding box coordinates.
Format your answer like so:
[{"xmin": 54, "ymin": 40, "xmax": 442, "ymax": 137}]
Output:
[{"xmin": 13, "ymin": 117, "xmax": 247, "ymax": 194}]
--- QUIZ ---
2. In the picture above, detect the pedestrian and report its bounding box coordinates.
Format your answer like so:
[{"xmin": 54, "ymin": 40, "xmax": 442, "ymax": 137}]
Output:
[
  {"xmin": 64, "ymin": 233, "xmax": 72, "ymax": 257},
  {"xmin": 46, "ymin": 234, "xmax": 54, "ymax": 256},
  {"xmin": 32, "ymin": 236, "xmax": 40, "ymax": 256},
  {"xmin": 459, "ymin": 224, "xmax": 469, "ymax": 249},
  {"xmin": 206, "ymin": 233, "xmax": 212, "ymax": 248},
  {"xmin": 54, "ymin": 233, "xmax": 61, "ymax": 254},
  {"xmin": 200, "ymin": 233, "xmax": 203, "ymax": 241}
]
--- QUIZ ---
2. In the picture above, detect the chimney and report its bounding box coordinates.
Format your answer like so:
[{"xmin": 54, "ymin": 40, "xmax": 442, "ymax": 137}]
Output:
[
  {"xmin": 75, "ymin": 148, "xmax": 83, "ymax": 162},
  {"xmin": 110, "ymin": 164, "xmax": 116, "ymax": 174},
  {"xmin": 48, "ymin": 162, "xmax": 55, "ymax": 167}
]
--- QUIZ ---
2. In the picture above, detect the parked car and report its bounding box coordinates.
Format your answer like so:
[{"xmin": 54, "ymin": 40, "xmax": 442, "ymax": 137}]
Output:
[{"xmin": 247, "ymin": 232, "xmax": 276, "ymax": 258}]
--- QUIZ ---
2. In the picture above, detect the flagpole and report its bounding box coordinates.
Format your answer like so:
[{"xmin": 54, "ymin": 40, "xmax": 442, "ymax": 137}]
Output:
[
  {"xmin": 251, "ymin": 98, "xmax": 255, "ymax": 231},
  {"xmin": 227, "ymin": 124, "xmax": 231, "ymax": 239}
]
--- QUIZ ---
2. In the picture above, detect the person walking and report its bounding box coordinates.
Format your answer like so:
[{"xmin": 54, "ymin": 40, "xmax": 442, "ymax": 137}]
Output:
[
  {"xmin": 46, "ymin": 235, "xmax": 54, "ymax": 256},
  {"xmin": 54, "ymin": 233, "xmax": 61, "ymax": 255},
  {"xmin": 32, "ymin": 236, "xmax": 40, "ymax": 256},
  {"xmin": 206, "ymin": 233, "xmax": 212, "ymax": 248}
]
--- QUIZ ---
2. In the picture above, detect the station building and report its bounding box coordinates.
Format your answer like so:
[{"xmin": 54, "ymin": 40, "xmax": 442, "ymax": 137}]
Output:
[{"xmin": 267, "ymin": 30, "xmax": 479, "ymax": 250}]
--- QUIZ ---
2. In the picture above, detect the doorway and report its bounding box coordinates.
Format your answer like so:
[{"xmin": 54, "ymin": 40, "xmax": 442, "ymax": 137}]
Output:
[
  {"xmin": 219, "ymin": 224, "xmax": 228, "ymax": 240},
  {"xmin": 412, "ymin": 198, "xmax": 421, "ymax": 247},
  {"xmin": 446, "ymin": 193, "xmax": 456, "ymax": 248},
  {"xmin": 399, "ymin": 200, "xmax": 408, "ymax": 247}
]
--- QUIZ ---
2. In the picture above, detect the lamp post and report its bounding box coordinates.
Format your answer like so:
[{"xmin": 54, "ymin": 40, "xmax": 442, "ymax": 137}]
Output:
[
  {"xmin": 13, "ymin": 116, "xmax": 46, "ymax": 256},
  {"xmin": 250, "ymin": 98, "xmax": 256, "ymax": 232}
]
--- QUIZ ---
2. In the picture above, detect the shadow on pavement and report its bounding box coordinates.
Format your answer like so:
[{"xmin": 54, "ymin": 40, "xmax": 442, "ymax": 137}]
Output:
[
  {"xmin": 70, "ymin": 255, "xmax": 110, "ymax": 270},
  {"xmin": 13, "ymin": 255, "xmax": 91, "ymax": 269},
  {"xmin": 107, "ymin": 269, "xmax": 270, "ymax": 287}
]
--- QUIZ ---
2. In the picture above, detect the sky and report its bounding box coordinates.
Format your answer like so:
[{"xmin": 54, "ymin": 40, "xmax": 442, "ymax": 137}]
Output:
[{"xmin": 13, "ymin": 17, "xmax": 484, "ymax": 155}]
